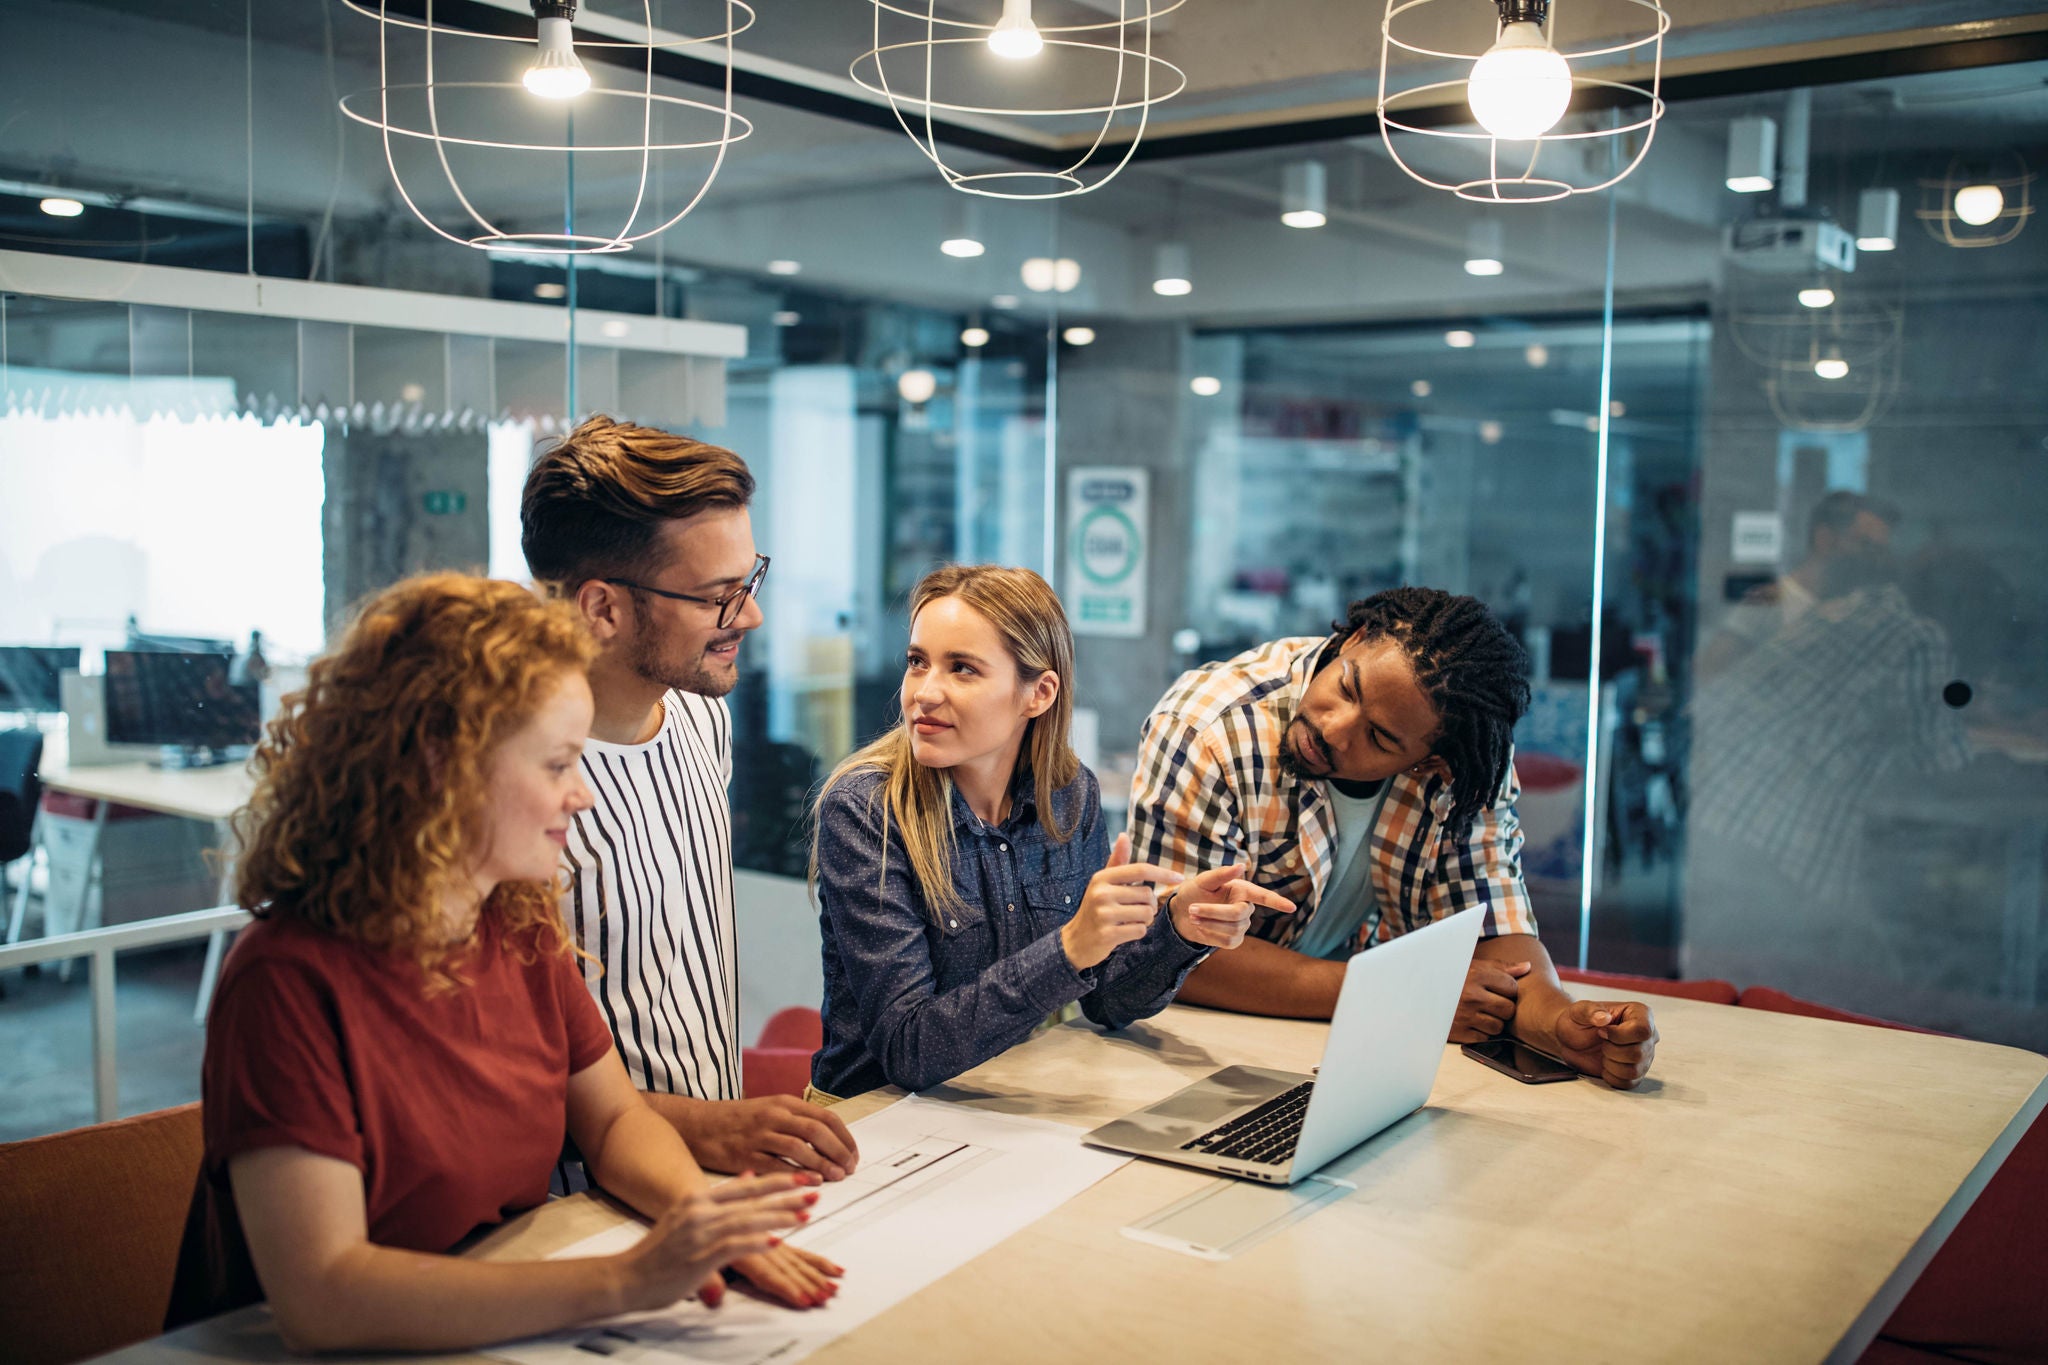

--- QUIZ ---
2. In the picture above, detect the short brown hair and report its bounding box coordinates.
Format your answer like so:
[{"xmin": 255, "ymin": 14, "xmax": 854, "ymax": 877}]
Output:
[{"xmin": 520, "ymin": 414, "xmax": 755, "ymax": 590}]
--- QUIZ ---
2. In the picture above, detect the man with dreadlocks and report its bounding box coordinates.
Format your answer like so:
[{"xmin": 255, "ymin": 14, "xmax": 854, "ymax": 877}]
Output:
[{"xmin": 1129, "ymin": 587, "xmax": 1657, "ymax": 1088}]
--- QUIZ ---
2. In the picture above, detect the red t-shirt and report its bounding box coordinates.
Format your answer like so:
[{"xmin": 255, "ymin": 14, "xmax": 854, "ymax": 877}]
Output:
[{"xmin": 166, "ymin": 913, "xmax": 617, "ymax": 1326}]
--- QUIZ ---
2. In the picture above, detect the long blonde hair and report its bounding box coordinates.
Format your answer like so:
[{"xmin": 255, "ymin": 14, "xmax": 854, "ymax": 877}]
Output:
[{"xmin": 815, "ymin": 564, "xmax": 1080, "ymax": 920}]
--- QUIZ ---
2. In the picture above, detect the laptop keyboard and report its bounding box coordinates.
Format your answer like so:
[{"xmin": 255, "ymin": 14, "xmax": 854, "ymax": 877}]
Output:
[{"xmin": 1181, "ymin": 1080, "xmax": 1315, "ymax": 1165}]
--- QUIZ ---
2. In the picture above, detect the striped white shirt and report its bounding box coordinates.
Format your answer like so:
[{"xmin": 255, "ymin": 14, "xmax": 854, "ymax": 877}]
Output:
[{"xmin": 561, "ymin": 689, "xmax": 741, "ymax": 1102}]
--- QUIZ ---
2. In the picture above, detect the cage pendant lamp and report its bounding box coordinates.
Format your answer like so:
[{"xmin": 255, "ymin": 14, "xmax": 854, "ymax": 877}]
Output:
[
  {"xmin": 1916, "ymin": 154, "xmax": 2034, "ymax": 249},
  {"xmin": 337, "ymin": 0, "xmax": 755, "ymax": 254},
  {"xmin": 851, "ymin": 0, "xmax": 1188, "ymax": 200},
  {"xmin": 1378, "ymin": 0, "xmax": 1668, "ymax": 203}
]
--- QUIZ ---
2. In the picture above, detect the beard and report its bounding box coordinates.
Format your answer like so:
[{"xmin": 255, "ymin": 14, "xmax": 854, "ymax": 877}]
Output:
[
  {"xmin": 628, "ymin": 627, "xmax": 745, "ymax": 698},
  {"xmin": 1277, "ymin": 716, "xmax": 1328, "ymax": 780}
]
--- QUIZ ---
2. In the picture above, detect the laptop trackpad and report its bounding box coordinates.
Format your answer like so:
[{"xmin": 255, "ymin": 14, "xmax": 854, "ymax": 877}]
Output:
[{"xmin": 1087, "ymin": 1065, "xmax": 1304, "ymax": 1148}]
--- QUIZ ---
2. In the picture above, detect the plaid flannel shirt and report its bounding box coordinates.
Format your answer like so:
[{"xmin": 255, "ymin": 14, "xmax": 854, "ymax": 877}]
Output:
[{"xmin": 1129, "ymin": 637, "xmax": 1537, "ymax": 954}]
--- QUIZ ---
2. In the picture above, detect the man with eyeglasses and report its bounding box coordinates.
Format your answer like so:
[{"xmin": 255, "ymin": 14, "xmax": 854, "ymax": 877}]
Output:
[{"xmin": 520, "ymin": 415, "xmax": 852, "ymax": 1309}]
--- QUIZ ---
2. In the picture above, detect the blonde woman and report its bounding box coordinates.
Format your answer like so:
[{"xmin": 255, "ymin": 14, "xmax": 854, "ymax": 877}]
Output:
[
  {"xmin": 167, "ymin": 573, "xmax": 825, "ymax": 1352},
  {"xmin": 809, "ymin": 565, "xmax": 1293, "ymax": 1098}
]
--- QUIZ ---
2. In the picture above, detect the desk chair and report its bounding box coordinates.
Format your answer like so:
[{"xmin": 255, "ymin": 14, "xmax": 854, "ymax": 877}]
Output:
[
  {"xmin": 1, "ymin": 731, "xmax": 46, "ymax": 973},
  {"xmin": 0, "ymin": 1103, "xmax": 203, "ymax": 1365},
  {"xmin": 743, "ymin": 1006, "xmax": 824, "ymax": 1099}
]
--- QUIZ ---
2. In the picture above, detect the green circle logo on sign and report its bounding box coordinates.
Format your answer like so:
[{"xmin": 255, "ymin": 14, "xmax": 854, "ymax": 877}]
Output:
[{"xmin": 1075, "ymin": 505, "xmax": 1141, "ymax": 586}]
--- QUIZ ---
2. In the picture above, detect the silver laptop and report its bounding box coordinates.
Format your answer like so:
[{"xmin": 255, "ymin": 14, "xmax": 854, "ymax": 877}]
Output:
[{"xmin": 1083, "ymin": 907, "xmax": 1485, "ymax": 1185}]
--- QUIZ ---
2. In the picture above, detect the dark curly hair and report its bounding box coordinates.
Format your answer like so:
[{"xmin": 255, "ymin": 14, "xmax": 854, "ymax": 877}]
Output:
[{"xmin": 1335, "ymin": 588, "xmax": 1531, "ymax": 839}]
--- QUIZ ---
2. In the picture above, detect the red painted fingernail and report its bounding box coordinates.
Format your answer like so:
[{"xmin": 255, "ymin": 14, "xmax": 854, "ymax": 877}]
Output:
[
  {"xmin": 797, "ymin": 1210, "xmax": 810, "ymax": 1223},
  {"xmin": 803, "ymin": 1191, "xmax": 820, "ymax": 1205}
]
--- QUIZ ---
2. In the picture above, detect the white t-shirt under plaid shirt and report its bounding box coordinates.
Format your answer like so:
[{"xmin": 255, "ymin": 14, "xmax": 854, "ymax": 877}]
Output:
[{"xmin": 560, "ymin": 689, "xmax": 742, "ymax": 1101}]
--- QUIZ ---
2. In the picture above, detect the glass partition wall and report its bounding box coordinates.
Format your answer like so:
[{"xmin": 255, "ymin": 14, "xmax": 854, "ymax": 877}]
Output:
[{"xmin": 4, "ymin": 1, "xmax": 2047, "ymax": 1141}]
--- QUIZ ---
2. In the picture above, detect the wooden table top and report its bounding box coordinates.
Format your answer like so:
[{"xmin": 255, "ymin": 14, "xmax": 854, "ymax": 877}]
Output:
[
  {"xmin": 38, "ymin": 759, "xmax": 253, "ymax": 824},
  {"xmin": 97, "ymin": 990, "xmax": 2047, "ymax": 1365}
]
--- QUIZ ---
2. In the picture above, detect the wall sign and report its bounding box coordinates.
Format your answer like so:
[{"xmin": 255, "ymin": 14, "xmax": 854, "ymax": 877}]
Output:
[
  {"xmin": 1730, "ymin": 510, "xmax": 1783, "ymax": 565},
  {"xmin": 1067, "ymin": 467, "xmax": 1148, "ymax": 638}
]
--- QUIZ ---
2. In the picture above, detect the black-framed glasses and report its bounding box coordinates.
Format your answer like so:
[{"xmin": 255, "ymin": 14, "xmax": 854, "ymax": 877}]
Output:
[{"xmin": 606, "ymin": 554, "xmax": 769, "ymax": 629}]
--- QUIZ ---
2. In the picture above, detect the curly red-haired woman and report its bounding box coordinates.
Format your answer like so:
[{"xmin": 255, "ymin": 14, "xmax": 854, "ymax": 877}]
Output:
[{"xmin": 167, "ymin": 573, "xmax": 823, "ymax": 1353}]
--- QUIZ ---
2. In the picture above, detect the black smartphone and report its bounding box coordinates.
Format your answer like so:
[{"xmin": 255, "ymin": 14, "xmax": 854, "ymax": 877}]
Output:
[{"xmin": 1461, "ymin": 1038, "xmax": 1580, "ymax": 1084}]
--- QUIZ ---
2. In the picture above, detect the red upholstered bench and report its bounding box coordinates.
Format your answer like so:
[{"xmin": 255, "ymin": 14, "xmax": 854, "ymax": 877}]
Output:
[
  {"xmin": 1734, "ymin": 986, "xmax": 2046, "ymax": 1363},
  {"xmin": 742, "ymin": 1006, "xmax": 824, "ymax": 1100},
  {"xmin": 1557, "ymin": 965, "xmax": 1739, "ymax": 1006}
]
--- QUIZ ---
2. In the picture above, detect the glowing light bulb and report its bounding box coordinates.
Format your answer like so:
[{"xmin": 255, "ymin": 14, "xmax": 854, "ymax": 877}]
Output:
[
  {"xmin": 941, "ymin": 238, "xmax": 985, "ymax": 258},
  {"xmin": 1410, "ymin": 380, "xmax": 1432, "ymax": 398},
  {"xmin": 524, "ymin": 15, "xmax": 591, "ymax": 99},
  {"xmin": 1479, "ymin": 420, "xmax": 1504, "ymax": 445},
  {"xmin": 1954, "ymin": 184, "xmax": 2004, "ymax": 227},
  {"xmin": 961, "ymin": 327, "xmax": 990, "ymax": 348},
  {"xmin": 898, "ymin": 369, "xmax": 938, "ymax": 404},
  {"xmin": 1814, "ymin": 348, "xmax": 1849, "ymax": 381},
  {"xmin": 1062, "ymin": 326, "xmax": 1096, "ymax": 346},
  {"xmin": 39, "ymin": 197, "xmax": 84, "ymax": 218},
  {"xmin": 1446, "ymin": 330, "xmax": 1476, "ymax": 349},
  {"xmin": 988, "ymin": 0, "xmax": 1043, "ymax": 59},
  {"xmin": 1798, "ymin": 288, "xmax": 1835, "ymax": 309},
  {"xmin": 1190, "ymin": 376, "xmax": 1222, "ymax": 397},
  {"xmin": 1466, "ymin": 22, "xmax": 1572, "ymax": 141}
]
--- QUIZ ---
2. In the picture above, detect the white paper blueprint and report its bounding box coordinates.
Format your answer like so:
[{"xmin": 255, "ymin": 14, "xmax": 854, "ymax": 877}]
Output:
[{"xmin": 483, "ymin": 1095, "xmax": 1129, "ymax": 1365}]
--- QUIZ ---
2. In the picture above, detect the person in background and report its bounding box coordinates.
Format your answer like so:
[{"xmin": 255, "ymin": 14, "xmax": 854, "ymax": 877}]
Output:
[
  {"xmin": 1129, "ymin": 587, "xmax": 1658, "ymax": 1089},
  {"xmin": 522, "ymin": 416, "xmax": 853, "ymax": 1309},
  {"xmin": 809, "ymin": 564, "xmax": 1292, "ymax": 1099},
  {"xmin": 1696, "ymin": 490, "xmax": 1899, "ymax": 682},
  {"xmin": 167, "ymin": 572, "xmax": 819, "ymax": 1351}
]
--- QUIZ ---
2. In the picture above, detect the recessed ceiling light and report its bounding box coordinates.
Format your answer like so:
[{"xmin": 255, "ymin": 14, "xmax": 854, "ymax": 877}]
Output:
[
  {"xmin": 39, "ymin": 197, "xmax": 85, "ymax": 218},
  {"xmin": 1190, "ymin": 376, "xmax": 1222, "ymax": 396},
  {"xmin": 1524, "ymin": 344, "xmax": 1549, "ymax": 367},
  {"xmin": 534, "ymin": 282, "xmax": 567, "ymax": 299},
  {"xmin": 941, "ymin": 238, "xmax": 985, "ymax": 258},
  {"xmin": 1410, "ymin": 380, "xmax": 1432, "ymax": 398},
  {"xmin": 1479, "ymin": 420, "xmax": 1503, "ymax": 444},
  {"xmin": 897, "ymin": 369, "xmax": 938, "ymax": 404},
  {"xmin": 766, "ymin": 260, "xmax": 802, "ymax": 276},
  {"xmin": 1798, "ymin": 287, "xmax": 1835, "ymax": 309},
  {"xmin": 1445, "ymin": 330, "xmax": 1476, "ymax": 348},
  {"xmin": 1062, "ymin": 326, "xmax": 1096, "ymax": 346},
  {"xmin": 961, "ymin": 327, "xmax": 990, "ymax": 348},
  {"xmin": 1814, "ymin": 347, "xmax": 1849, "ymax": 380}
]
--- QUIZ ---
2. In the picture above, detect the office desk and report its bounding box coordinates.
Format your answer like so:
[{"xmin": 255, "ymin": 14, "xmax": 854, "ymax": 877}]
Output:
[
  {"xmin": 94, "ymin": 992, "xmax": 2046, "ymax": 1365},
  {"xmin": 14, "ymin": 755, "xmax": 255, "ymax": 1018},
  {"xmin": 37, "ymin": 759, "xmax": 253, "ymax": 826}
]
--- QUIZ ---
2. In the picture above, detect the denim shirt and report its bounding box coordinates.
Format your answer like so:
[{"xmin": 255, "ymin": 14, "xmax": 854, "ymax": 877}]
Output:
[{"xmin": 812, "ymin": 762, "xmax": 1206, "ymax": 1097}]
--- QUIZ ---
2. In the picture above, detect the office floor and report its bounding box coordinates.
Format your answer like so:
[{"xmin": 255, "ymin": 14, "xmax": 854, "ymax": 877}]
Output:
[{"xmin": 0, "ymin": 942, "xmax": 208, "ymax": 1144}]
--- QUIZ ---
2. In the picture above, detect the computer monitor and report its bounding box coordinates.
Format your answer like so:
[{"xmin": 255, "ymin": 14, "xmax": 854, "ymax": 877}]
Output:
[
  {"xmin": 102, "ymin": 649, "xmax": 261, "ymax": 750},
  {"xmin": 0, "ymin": 646, "xmax": 82, "ymax": 712},
  {"xmin": 124, "ymin": 631, "xmax": 238, "ymax": 655}
]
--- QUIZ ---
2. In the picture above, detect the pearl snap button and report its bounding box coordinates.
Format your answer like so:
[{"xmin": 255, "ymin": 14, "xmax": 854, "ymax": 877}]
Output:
[
  {"xmin": 948, "ymin": 918, "xmax": 958, "ymax": 929},
  {"xmin": 1000, "ymin": 843, "xmax": 1009, "ymax": 852}
]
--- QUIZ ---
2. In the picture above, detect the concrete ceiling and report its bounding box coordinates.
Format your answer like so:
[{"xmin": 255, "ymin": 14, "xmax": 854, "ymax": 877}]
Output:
[{"xmin": 5, "ymin": 0, "xmax": 2046, "ymax": 328}]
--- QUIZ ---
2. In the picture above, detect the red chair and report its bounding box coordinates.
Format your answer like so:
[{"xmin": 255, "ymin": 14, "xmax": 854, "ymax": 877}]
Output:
[
  {"xmin": 1735, "ymin": 986, "xmax": 2046, "ymax": 1363},
  {"xmin": 742, "ymin": 1007, "xmax": 824, "ymax": 1100},
  {"xmin": 1557, "ymin": 966, "xmax": 1740, "ymax": 1006},
  {"xmin": 0, "ymin": 1104, "xmax": 203, "ymax": 1365}
]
